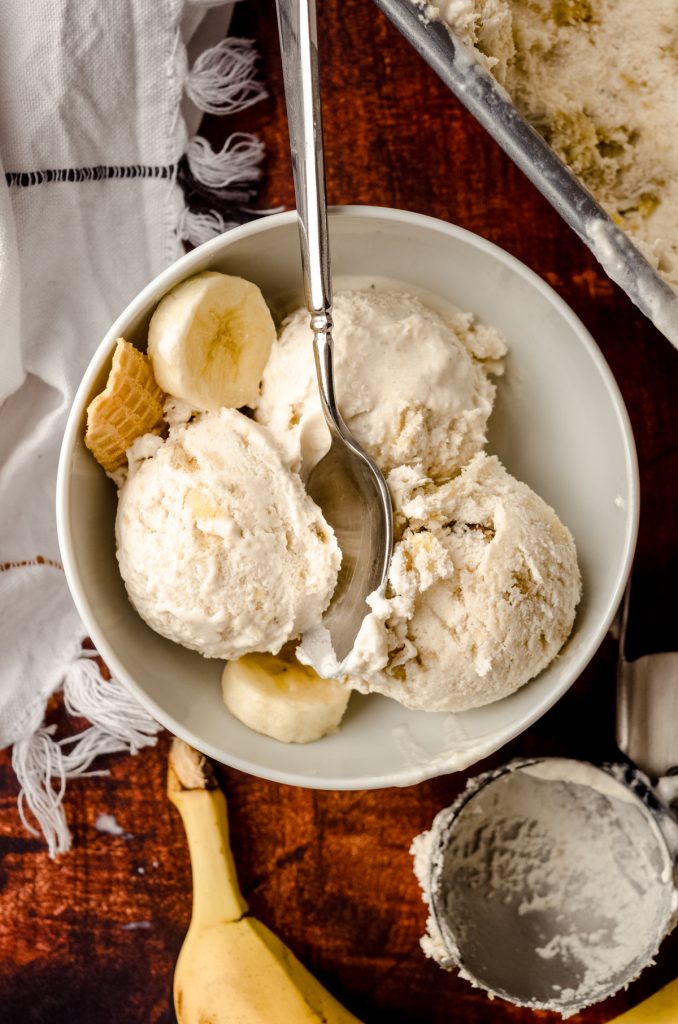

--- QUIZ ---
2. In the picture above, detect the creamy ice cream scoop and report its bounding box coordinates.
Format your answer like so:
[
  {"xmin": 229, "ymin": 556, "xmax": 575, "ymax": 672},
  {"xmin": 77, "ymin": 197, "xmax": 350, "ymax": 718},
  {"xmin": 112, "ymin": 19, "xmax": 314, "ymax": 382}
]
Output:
[
  {"xmin": 256, "ymin": 288, "xmax": 506, "ymax": 481},
  {"xmin": 349, "ymin": 452, "xmax": 581, "ymax": 711},
  {"xmin": 115, "ymin": 408, "xmax": 341, "ymax": 660}
]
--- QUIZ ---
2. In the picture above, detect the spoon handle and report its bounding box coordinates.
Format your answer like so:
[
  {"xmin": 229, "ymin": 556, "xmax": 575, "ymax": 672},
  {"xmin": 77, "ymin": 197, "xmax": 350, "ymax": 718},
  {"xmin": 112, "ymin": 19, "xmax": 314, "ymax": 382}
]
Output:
[{"xmin": 276, "ymin": 0, "xmax": 343, "ymax": 435}]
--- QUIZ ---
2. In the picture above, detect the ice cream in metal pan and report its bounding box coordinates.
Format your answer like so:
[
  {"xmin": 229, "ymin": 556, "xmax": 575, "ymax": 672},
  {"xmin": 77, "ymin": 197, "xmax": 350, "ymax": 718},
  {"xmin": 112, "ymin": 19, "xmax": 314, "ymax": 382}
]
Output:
[{"xmin": 372, "ymin": 0, "xmax": 678, "ymax": 348}]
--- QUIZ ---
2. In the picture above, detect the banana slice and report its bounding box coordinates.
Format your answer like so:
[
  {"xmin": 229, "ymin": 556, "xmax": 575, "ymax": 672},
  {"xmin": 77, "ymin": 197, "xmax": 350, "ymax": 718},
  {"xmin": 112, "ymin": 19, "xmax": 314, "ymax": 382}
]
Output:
[
  {"xmin": 222, "ymin": 651, "xmax": 351, "ymax": 744},
  {"xmin": 147, "ymin": 271, "xmax": 275, "ymax": 412}
]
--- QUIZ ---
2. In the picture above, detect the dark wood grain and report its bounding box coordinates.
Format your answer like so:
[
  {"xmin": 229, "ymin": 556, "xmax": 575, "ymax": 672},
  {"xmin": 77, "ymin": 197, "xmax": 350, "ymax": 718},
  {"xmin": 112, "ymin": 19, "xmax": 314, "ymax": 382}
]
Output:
[{"xmin": 2, "ymin": 1, "xmax": 678, "ymax": 1021}]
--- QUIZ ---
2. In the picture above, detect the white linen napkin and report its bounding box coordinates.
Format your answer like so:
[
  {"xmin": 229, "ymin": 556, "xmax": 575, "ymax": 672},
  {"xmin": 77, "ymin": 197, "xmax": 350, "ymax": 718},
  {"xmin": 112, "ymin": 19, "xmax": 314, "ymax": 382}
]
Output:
[{"xmin": 0, "ymin": 0, "xmax": 266, "ymax": 856}]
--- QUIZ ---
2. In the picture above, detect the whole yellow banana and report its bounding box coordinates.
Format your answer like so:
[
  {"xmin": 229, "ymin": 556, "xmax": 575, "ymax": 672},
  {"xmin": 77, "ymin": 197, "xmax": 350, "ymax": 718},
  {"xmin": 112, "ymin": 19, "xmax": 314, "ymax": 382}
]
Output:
[{"xmin": 168, "ymin": 739, "xmax": 363, "ymax": 1024}]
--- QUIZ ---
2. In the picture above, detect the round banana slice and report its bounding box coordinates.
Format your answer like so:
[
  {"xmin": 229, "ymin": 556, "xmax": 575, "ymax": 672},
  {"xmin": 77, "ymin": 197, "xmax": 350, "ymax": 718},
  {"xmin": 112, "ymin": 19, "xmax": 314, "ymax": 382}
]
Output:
[
  {"xmin": 222, "ymin": 651, "xmax": 351, "ymax": 744},
  {"xmin": 148, "ymin": 271, "xmax": 275, "ymax": 412}
]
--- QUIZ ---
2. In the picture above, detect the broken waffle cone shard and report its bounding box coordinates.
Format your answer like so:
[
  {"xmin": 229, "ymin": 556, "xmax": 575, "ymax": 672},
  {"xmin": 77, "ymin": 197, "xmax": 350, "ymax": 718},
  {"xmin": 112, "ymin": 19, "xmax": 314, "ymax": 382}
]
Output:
[{"xmin": 85, "ymin": 337, "xmax": 166, "ymax": 472}]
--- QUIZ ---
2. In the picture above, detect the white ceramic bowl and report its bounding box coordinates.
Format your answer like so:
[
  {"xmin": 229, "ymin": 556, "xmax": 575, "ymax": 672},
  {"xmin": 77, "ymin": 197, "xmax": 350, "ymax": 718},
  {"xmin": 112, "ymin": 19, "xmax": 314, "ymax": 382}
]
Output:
[{"xmin": 57, "ymin": 206, "xmax": 638, "ymax": 789}]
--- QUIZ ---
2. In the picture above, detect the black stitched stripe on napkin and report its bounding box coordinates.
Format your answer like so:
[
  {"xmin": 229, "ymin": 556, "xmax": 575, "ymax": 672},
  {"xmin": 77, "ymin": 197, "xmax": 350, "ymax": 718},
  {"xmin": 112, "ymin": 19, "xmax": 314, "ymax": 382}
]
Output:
[
  {"xmin": 5, "ymin": 165, "xmax": 174, "ymax": 186},
  {"xmin": 5, "ymin": 161, "xmax": 261, "ymax": 227}
]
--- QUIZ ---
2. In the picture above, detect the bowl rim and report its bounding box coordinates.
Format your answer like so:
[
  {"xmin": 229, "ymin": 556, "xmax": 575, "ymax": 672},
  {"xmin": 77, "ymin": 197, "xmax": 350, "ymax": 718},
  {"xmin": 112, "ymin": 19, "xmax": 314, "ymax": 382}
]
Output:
[{"xmin": 56, "ymin": 204, "xmax": 640, "ymax": 789}]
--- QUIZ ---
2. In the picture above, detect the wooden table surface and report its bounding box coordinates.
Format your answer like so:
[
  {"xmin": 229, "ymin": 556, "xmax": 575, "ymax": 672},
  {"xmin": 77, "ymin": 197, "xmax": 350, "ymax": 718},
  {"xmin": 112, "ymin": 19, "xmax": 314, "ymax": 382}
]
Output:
[{"xmin": 2, "ymin": 2, "xmax": 678, "ymax": 1021}]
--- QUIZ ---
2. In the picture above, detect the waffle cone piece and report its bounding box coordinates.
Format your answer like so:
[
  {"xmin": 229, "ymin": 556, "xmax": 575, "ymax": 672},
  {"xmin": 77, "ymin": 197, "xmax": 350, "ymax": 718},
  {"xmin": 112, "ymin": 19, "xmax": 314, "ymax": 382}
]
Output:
[{"xmin": 85, "ymin": 338, "xmax": 166, "ymax": 472}]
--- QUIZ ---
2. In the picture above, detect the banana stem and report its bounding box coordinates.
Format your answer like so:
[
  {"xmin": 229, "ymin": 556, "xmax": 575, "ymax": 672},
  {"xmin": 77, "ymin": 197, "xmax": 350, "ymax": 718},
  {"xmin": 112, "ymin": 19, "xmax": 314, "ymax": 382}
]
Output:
[{"xmin": 168, "ymin": 740, "xmax": 248, "ymax": 927}]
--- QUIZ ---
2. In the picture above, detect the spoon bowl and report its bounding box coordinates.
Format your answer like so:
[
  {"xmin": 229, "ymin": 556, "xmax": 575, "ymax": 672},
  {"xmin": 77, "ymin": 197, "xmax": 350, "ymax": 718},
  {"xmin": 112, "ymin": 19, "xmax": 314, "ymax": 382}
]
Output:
[{"xmin": 306, "ymin": 427, "xmax": 393, "ymax": 663}]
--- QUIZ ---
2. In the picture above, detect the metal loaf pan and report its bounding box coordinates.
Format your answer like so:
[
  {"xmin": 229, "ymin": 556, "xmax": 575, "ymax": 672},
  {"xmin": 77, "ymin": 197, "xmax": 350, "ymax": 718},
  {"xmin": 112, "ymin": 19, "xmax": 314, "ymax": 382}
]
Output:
[{"xmin": 372, "ymin": 0, "xmax": 678, "ymax": 348}]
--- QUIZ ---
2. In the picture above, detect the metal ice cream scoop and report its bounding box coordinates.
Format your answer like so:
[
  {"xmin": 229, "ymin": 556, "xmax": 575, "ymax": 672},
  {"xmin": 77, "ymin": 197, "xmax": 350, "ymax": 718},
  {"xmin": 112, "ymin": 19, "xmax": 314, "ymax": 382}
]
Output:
[
  {"xmin": 276, "ymin": 0, "xmax": 393, "ymax": 662},
  {"xmin": 412, "ymin": 552, "xmax": 678, "ymax": 1015},
  {"xmin": 419, "ymin": 758, "xmax": 678, "ymax": 1017},
  {"xmin": 415, "ymin": 578, "xmax": 678, "ymax": 1017}
]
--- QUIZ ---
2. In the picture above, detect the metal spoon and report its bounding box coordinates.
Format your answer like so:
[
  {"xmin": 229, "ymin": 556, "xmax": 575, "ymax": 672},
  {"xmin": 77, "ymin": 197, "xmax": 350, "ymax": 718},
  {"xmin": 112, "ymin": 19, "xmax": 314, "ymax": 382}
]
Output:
[{"xmin": 276, "ymin": 0, "xmax": 394, "ymax": 662}]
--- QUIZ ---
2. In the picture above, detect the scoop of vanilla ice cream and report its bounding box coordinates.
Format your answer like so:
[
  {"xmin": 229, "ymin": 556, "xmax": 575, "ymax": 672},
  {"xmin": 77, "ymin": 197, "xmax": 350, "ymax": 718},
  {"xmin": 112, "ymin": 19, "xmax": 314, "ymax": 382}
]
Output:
[
  {"xmin": 116, "ymin": 408, "xmax": 341, "ymax": 659},
  {"xmin": 256, "ymin": 288, "xmax": 506, "ymax": 481},
  {"xmin": 351, "ymin": 453, "xmax": 581, "ymax": 711}
]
